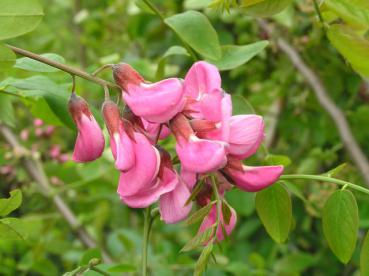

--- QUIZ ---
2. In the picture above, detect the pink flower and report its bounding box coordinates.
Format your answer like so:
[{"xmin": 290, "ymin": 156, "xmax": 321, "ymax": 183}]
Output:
[
  {"xmin": 223, "ymin": 157, "xmax": 284, "ymax": 192},
  {"xmin": 113, "ymin": 63, "xmax": 185, "ymax": 123},
  {"xmin": 140, "ymin": 118, "xmax": 171, "ymax": 143},
  {"xmin": 170, "ymin": 113, "xmax": 228, "ymax": 173},
  {"xmin": 228, "ymin": 115, "xmax": 264, "ymax": 159},
  {"xmin": 198, "ymin": 205, "xmax": 237, "ymax": 242},
  {"xmin": 33, "ymin": 118, "xmax": 43, "ymax": 127},
  {"xmin": 68, "ymin": 93, "xmax": 105, "ymax": 162},
  {"xmin": 102, "ymin": 100, "xmax": 135, "ymax": 172}
]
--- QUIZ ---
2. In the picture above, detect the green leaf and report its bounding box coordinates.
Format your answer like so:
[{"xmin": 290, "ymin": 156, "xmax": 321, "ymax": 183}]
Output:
[
  {"xmin": 232, "ymin": 94, "xmax": 255, "ymax": 115},
  {"xmin": 0, "ymin": 93, "xmax": 16, "ymax": 127},
  {"xmin": 181, "ymin": 225, "xmax": 215, "ymax": 252},
  {"xmin": 186, "ymin": 201, "xmax": 214, "ymax": 226},
  {"xmin": 185, "ymin": 178, "xmax": 205, "ymax": 206},
  {"xmin": 79, "ymin": 248, "xmax": 101, "ymax": 266},
  {"xmin": 156, "ymin": 46, "xmax": 189, "ymax": 80},
  {"xmin": 15, "ymin": 53, "xmax": 65, "ymax": 73},
  {"xmin": 265, "ymin": 154, "xmax": 291, "ymax": 167},
  {"xmin": 225, "ymin": 189, "xmax": 255, "ymax": 216},
  {"xmin": 255, "ymin": 183, "xmax": 292, "ymax": 243},
  {"xmin": 361, "ymin": 231, "xmax": 369, "ymax": 276},
  {"xmin": 322, "ymin": 190, "xmax": 359, "ymax": 264},
  {"xmin": 327, "ymin": 24, "xmax": 369, "ymax": 78},
  {"xmin": 242, "ymin": 0, "xmax": 265, "ymax": 7},
  {"xmin": 222, "ymin": 200, "xmax": 232, "ymax": 225},
  {"xmin": 242, "ymin": 0, "xmax": 292, "ymax": 17},
  {"xmin": 194, "ymin": 243, "xmax": 213, "ymax": 276},
  {"xmin": 322, "ymin": 0, "xmax": 369, "ymax": 29},
  {"xmin": 0, "ymin": 0, "xmax": 44, "ymax": 40},
  {"xmin": 324, "ymin": 163, "xmax": 347, "ymax": 177},
  {"xmin": 107, "ymin": 264, "xmax": 136, "ymax": 272},
  {"xmin": 164, "ymin": 11, "xmax": 221, "ymax": 60},
  {"xmin": 0, "ymin": 189, "xmax": 22, "ymax": 217},
  {"xmin": 274, "ymin": 252, "xmax": 317, "ymax": 274},
  {"xmin": 207, "ymin": 41, "xmax": 269, "ymax": 71},
  {"xmin": 0, "ymin": 218, "xmax": 26, "ymax": 240},
  {"xmin": 0, "ymin": 44, "xmax": 16, "ymax": 71}
]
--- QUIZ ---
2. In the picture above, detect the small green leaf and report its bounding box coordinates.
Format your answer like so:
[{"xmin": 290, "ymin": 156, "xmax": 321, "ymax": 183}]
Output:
[
  {"xmin": 0, "ymin": 44, "xmax": 16, "ymax": 71},
  {"xmin": 165, "ymin": 11, "xmax": 221, "ymax": 60},
  {"xmin": 361, "ymin": 231, "xmax": 369, "ymax": 276},
  {"xmin": 232, "ymin": 94, "xmax": 255, "ymax": 115},
  {"xmin": 194, "ymin": 243, "xmax": 213, "ymax": 276},
  {"xmin": 181, "ymin": 225, "xmax": 215, "ymax": 252},
  {"xmin": 186, "ymin": 201, "xmax": 215, "ymax": 226},
  {"xmin": 15, "ymin": 53, "xmax": 65, "ymax": 73},
  {"xmin": 255, "ymin": 183, "xmax": 292, "ymax": 243},
  {"xmin": 327, "ymin": 24, "xmax": 369, "ymax": 78},
  {"xmin": 222, "ymin": 200, "xmax": 232, "ymax": 225},
  {"xmin": 185, "ymin": 179, "xmax": 205, "ymax": 206},
  {"xmin": 324, "ymin": 163, "xmax": 347, "ymax": 178},
  {"xmin": 242, "ymin": 0, "xmax": 292, "ymax": 17},
  {"xmin": 0, "ymin": 0, "xmax": 44, "ymax": 40},
  {"xmin": 0, "ymin": 93, "xmax": 16, "ymax": 127},
  {"xmin": 0, "ymin": 189, "xmax": 22, "ymax": 217},
  {"xmin": 322, "ymin": 190, "xmax": 359, "ymax": 264},
  {"xmin": 207, "ymin": 41, "xmax": 269, "ymax": 71},
  {"xmin": 0, "ymin": 218, "xmax": 26, "ymax": 240}
]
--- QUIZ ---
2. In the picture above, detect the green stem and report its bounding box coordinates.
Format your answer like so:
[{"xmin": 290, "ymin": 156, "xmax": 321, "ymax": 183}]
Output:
[
  {"xmin": 142, "ymin": 206, "xmax": 153, "ymax": 276},
  {"xmin": 141, "ymin": 0, "xmax": 198, "ymax": 61},
  {"xmin": 6, "ymin": 44, "xmax": 119, "ymax": 90},
  {"xmin": 312, "ymin": 0, "xmax": 326, "ymax": 29},
  {"xmin": 280, "ymin": 174, "xmax": 369, "ymax": 195}
]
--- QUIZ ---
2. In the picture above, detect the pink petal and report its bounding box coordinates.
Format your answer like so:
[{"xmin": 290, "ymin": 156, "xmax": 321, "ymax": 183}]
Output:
[
  {"xmin": 180, "ymin": 170, "xmax": 198, "ymax": 190},
  {"xmin": 228, "ymin": 115, "xmax": 264, "ymax": 159},
  {"xmin": 159, "ymin": 178, "xmax": 193, "ymax": 224},
  {"xmin": 225, "ymin": 165, "xmax": 284, "ymax": 192},
  {"xmin": 117, "ymin": 132, "xmax": 160, "ymax": 197},
  {"xmin": 199, "ymin": 89, "xmax": 224, "ymax": 122},
  {"xmin": 184, "ymin": 61, "xmax": 221, "ymax": 99},
  {"xmin": 120, "ymin": 167, "xmax": 177, "ymax": 208},
  {"xmin": 73, "ymin": 114, "xmax": 105, "ymax": 162},
  {"xmin": 110, "ymin": 130, "xmax": 135, "ymax": 172},
  {"xmin": 176, "ymin": 135, "xmax": 228, "ymax": 173},
  {"xmin": 141, "ymin": 118, "xmax": 171, "ymax": 143},
  {"xmin": 123, "ymin": 78, "xmax": 185, "ymax": 123}
]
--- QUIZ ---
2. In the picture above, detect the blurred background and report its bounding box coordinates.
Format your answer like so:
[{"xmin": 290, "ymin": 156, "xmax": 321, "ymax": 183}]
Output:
[{"xmin": 0, "ymin": 0, "xmax": 368, "ymax": 275}]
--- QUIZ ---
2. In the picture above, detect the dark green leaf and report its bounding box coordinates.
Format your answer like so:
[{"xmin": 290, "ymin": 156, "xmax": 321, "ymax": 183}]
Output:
[
  {"xmin": 0, "ymin": 0, "xmax": 44, "ymax": 40},
  {"xmin": 165, "ymin": 11, "xmax": 221, "ymax": 60},
  {"xmin": 255, "ymin": 183, "xmax": 292, "ymax": 243},
  {"xmin": 15, "ymin": 53, "xmax": 65, "ymax": 73},
  {"xmin": 194, "ymin": 243, "xmax": 213, "ymax": 276},
  {"xmin": 0, "ymin": 189, "xmax": 22, "ymax": 217},
  {"xmin": 322, "ymin": 189, "xmax": 358, "ymax": 263},
  {"xmin": 207, "ymin": 41, "xmax": 269, "ymax": 71}
]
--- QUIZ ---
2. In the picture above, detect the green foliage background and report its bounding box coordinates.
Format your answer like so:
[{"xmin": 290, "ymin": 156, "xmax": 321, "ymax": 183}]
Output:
[{"xmin": 0, "ymin": 0, "xmax": 369, "ymax": 275}]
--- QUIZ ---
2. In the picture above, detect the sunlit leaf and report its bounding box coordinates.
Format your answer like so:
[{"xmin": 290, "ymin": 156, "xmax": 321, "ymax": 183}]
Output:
[
  {"xmin": 322, "ymin": 190, "xmax": 358, "ymax": 263},
  {"xmin": 0, "ymin": 218, "xmax": 26, "ymax": 240},
  {"xmin": 15, "ymin": 53, "xmax": 65, "ymax": 73},
  {"xmin": 0, "ymin": 43, "xmax": 16, "ymax": 71},
  {"xmin": 165, "ymin": 11, "xmax": 221, "ymax": 60},
  {"xmin": 0, "ymin": 0, "xmax": 44, "ymax": 40},
  {"xmin": 0, "ymin": 189, "xmax": 22, "ymax": 217},
  {"xmin": 0, "ymin": 93, "xmax": 16, "ymax": 127},
  {"xmin": 242, "ymin": 0, "xmax": 292, "ymax": 17}
]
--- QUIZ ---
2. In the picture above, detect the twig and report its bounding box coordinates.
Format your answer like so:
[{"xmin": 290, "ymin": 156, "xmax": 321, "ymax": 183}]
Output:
[
  {"xmin": 6, "ymin": 44, "xmax": 119, "ymax": 90},
  {"xmin": 0, "ymin": 123, "xmax": 113, "ymax": 263},
  {"xmin": 258, "ymin": 19, "xmax": 369, "ymax": 186}
]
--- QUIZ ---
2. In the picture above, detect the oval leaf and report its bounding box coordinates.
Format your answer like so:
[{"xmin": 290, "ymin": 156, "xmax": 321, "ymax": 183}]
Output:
[
  {"xmin": 322, "ymin": 189, "xmax": 359, "ymax": 264},
  {"xmin": 255, "ymin": 183, "xmax": 292, "ymax": 243},
  {"xmin": 0, "ymin": 0, "xmax": 44, "ymax": 40},
  {"xmin": 0, "ymin": 44, "xmax": 16, "ymax": 71},
  {"xmin": 361, "ymin": 231, "xmax": 369, "ymax": 276},
  {"xmin": 164, "ymin": 11, "xmax": 221, "ymax": 60},
  {"xmin": 0, "ymin": 189, "xmax": 22, "ymax": 217},
  {"xmin": 208, "ymin": 41, "xmax": 269, "ymax": 70},
  {"xmin": 242, "ymin": 0, "xmax": 292, "ymax": 17},
  {"xmin": 15, "ymin": 53, "xmax": 65, "ymax": 72}
]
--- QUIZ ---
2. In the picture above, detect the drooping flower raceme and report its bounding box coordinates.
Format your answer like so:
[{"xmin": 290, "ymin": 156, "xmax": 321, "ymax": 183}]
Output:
[
  {"xmin": 68, "ymin": 93, "xmax": 105, "ymax": 162},
  {"xmin": 68, "ymin": 60, "xmax": 284, "ymax": 241}
]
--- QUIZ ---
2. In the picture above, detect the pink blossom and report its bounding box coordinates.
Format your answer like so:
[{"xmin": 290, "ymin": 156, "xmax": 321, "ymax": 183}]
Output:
[
  {"xmin": 33, "ymin": 118, "xmax": 43, "ymax": 127},
  {"xmin": 68, "ymin": 93, "xmax": 105, "ymax": 162},
  {"xmin": 113, "ymin": 63, "xmax": 185, "ymax": 123},
  {"xmin": 141, "ymin": 118, "xmax": 171, "ymax": 143}
]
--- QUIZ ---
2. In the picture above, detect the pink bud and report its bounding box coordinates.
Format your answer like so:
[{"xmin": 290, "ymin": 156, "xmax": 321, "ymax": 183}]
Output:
[
  {"xmin": 49, "ymin": 145, "xmax": 61, "ymax": 159},
  {"xmin": 113, "ymin": 63, "xmax": 185, "ymax": 123},
  {"xmin": 228, "ymin": 115, "xmax": 264, "ymax": 159},
  {"xmin": 68, "ymin": 93, "xmax": 105, "ymax": 162},
  {"xmin": 198, "ymin": 204, "xmax": 237, "ymax": 242},
  {"xmin": 223, "ymin": 158, "xmax": 283, "ymax": 192},
  {"xmin": 102, "ymin": 101, "xmax": 135, "ymax": 171},
  {"xmin": 33, "ymin": 118, "xmax": 43, "ymax": 127},
  {"xmin": 20, "ymin": 129, "xmax": 29, "ymax": 141}
]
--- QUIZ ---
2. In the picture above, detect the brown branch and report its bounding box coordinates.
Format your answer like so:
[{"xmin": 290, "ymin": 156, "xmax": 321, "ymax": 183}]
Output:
[
  {"xmin": 0, "ymin": 123, "xmax": 113, "ymax": 263},
  {"xmin": 258, "ymin": 19, "xmax": 369, "ymax": 186},
  {"xmin": 6, "ymin": 44, "xmax": 119, "ymax": 90}
]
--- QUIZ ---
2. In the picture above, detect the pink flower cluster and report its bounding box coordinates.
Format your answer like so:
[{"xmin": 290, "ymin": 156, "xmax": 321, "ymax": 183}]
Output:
[{"xmin": 68, "ymin": 61, "xmax": 284, "ymax": 240}]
